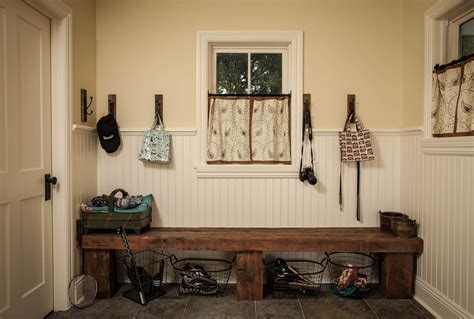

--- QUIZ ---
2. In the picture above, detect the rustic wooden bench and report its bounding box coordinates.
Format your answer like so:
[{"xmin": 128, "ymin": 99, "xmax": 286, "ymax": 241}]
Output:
[{"xmin": 81, "ymin": 227, "xmax": 423, "ymax": 301}]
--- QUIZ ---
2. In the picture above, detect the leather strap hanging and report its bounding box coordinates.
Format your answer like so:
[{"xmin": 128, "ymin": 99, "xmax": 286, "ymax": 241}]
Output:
[
  {"xmin": 339, "ymin": 111, "xmax": 373, "ymax": 221},
  {"xmin": 299, "ymin": 108, "xmax": 315, "ymax": 173}
]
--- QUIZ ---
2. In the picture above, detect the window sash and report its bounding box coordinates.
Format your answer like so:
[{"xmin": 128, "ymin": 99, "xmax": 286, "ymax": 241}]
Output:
[
  {"xmin": 447, "ymin": 9, "xmax": 474, "ymax": 61},
  {"xmin": 211, "ymin": 47, "xmax": 288, "ymax": 95}
]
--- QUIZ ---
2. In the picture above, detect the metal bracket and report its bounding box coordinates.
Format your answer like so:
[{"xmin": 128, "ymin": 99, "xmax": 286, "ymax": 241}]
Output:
[
  {"xmin": 155, "ymin": 94, "xmax": 163, "ymax": 122},
  {"xmin": 81, "ymin": 88, "xmax": 93, "ymax": 122},
  {"xmin": 303, "ymin": 94, "xmax": 311, "ymax": 112},
  {"xmin": 347, "ymin": 94, "xmax": 355, "ymax": 123},
  {"xmin": 108, "ymin": 94, "xmax": 116, "ymax": 119}
]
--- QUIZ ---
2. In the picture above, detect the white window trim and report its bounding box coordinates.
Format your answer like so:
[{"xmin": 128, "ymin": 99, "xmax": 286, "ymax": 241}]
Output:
[
  {"xmin": 195, "ymin": 30, "xmax": 304, "ymax": 178},
  {"xmin": 422, "ymin": 0, "xmax": 474, "ymax": 156}
]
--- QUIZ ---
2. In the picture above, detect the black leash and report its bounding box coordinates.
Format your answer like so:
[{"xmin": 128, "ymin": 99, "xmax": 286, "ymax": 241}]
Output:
[
  {"xmin": 299, "ymin": 108, "xmax": 315, "ymax": 173},
  {"xmin": 339, "ymin": 111, "xmax": 361, "ymax": 221}
]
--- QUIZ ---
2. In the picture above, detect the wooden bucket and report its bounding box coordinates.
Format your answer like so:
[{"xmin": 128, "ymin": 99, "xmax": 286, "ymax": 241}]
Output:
[
  {"xmin": 378, "ymin": 211, "xmax": 408, "ymax": 232},
  {"xmin": 391, "ymin": 218, "xmax": 417, "ymax": 238}
]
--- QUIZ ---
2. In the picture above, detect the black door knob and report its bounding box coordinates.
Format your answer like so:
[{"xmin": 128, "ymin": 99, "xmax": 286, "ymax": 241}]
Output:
[
  {"xmin": 45, "ymin": 174, "xmax": 58, "ymax": 201},
  {"xmin": 46, "ymin": 175, "xmax": 58, "ymax": 185}
]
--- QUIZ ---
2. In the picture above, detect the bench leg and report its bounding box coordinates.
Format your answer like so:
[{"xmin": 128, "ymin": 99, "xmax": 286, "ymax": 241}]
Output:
[
  {"xmin": 381, "ymin": 253, "xmax": 416, "ymax": 299},
  {"xmin": 236, "ymin": 251, "xmax": 263, "ymax": 301},
  {"xmin": 83, "ymin": 249, "xmax": 117, "ymax": 299}
]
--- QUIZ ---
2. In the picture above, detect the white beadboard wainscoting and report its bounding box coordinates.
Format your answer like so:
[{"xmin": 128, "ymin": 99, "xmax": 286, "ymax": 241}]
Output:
[
  {"xmin": 105, "ymin": 129, "xmax": 401, "ymax": 285},
  {"xmin": 401, "ymin": 132, "xmax": 474, "ymax": 318},
  {"xmin": 100, "ymin": 129, "xmax": 401, "ymax": 285},
  {"xmin": 97, "ymin": 130, "xmax": 401, "ymax": 228},
  {"xmin": 71, "ymin": 127, "xmax": 98, "ymax": 276}
]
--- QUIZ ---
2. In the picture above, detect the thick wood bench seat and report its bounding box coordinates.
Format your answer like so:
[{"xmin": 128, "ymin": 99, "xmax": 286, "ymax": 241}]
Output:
[{"xmin": 81, "ymin": 227, "xmax": 423, "ymax": 300}]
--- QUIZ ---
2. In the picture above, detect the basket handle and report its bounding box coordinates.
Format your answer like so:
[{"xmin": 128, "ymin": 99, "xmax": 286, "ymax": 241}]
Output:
[
  {"xmin": 107, "ymin": 188, "xmax": 129, "ymax": 214},
  {"xmin": 169, "ymin": 254, "xmax": 178, "ymax": 264},
  {"xmin": 320, "ymin": 257, "xmax": 329, "ymax": 269}
]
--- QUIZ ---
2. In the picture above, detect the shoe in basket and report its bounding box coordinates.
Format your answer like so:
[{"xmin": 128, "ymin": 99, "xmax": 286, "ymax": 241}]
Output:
[{"xmin": 179, "ymin": 263, "xmax": 218, "ymax": 295}]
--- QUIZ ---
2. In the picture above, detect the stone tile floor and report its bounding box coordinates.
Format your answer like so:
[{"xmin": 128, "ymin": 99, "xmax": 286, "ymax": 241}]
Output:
[{"xmin": 47, "ymin": 284, "xmax": 435, "ymax": 319}]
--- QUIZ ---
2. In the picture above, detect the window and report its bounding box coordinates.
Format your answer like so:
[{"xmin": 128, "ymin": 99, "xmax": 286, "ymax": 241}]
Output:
[
  {"xmin": 459, "ymin": 18, "xmax": 474, "ymax": 57},
  {"xmin": 196, "ymin": 31, "xmax": 303, "ymax": 177},
  {"xmin": 214, "ymin": 51, "xmax": 285, "ymax": 94},
  {"xmin": 447, "ymin": 8, "xmax": 474, "ymax": 61},
  {"xmin": 422, "ymin": 0, "xmax": 474, "ymax": 156}
]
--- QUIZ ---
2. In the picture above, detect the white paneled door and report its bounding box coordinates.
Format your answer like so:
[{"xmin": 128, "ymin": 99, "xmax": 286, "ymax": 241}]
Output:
[{"xmin": 0, "ymin": 0, "xmax": 53, "ymax": 318}]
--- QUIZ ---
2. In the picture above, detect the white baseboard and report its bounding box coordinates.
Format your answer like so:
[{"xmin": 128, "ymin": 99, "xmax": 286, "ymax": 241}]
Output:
[{"xmin": 415, "ymin": 278, "xmax": 472, "ymax": 319}]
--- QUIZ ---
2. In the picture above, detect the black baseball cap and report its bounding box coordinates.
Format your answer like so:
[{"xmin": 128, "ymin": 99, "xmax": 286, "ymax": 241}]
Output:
[{"xmin": 97, "ymin": 114, "xmax": 121, "ymax": 153}]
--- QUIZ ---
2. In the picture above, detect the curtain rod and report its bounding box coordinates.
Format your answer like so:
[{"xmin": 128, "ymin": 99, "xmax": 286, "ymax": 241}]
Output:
[
  {"xmin": 434, "ymin": 53, "xmax": 474, "ymax": 71},
  {"xmin": 208, "ymin": 93, "xmax": 291, "ymax": 97}
]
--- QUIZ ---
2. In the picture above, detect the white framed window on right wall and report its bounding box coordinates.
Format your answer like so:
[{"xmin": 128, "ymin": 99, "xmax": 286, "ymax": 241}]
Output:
[{"xmin": 422, "ymin": 0, "xmax": 474, "ymax": 156}]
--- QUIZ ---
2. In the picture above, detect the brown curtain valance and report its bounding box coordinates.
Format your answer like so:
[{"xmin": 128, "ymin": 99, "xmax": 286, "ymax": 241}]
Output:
[
  {"xmin": 207, "ymin": 96, "xmax": 291, "ymax": 164},
  {"xmin": 431, "ymin": 54, "xmax": 474, "ymax": 137}
]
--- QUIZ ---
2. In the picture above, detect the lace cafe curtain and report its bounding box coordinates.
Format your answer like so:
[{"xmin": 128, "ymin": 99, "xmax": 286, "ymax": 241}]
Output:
[
  {"xmin": 207, "ymin": 96, "xmax": 291, "ymax": 164},
  {"xmin": 432, "ymin": 54, "xmax": 474, "ymax": 137}
]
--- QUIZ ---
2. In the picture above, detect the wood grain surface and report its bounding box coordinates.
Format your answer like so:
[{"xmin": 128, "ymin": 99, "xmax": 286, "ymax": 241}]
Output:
[{"xmin": 82, "ymin": 227, "xmax": 423, "ymax": 253}]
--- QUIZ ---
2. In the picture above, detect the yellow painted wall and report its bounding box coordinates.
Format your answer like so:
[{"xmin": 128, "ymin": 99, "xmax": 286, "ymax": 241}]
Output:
[
  {"xmin": 402, "ymin": 0, "xmax": 436, "ymax": 128},
  {"xmin": 96, "ymin": 0, "xmax": 408, "ymax": 129},
  {"xmin": 64, "ymin": 0, "xmax": 97, "ymax": 126}
]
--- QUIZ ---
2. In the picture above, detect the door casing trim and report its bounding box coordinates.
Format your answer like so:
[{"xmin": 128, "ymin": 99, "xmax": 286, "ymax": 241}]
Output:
[{"xmin": 23, "ymin": 0, "xmax": 72, "ymax": 311}]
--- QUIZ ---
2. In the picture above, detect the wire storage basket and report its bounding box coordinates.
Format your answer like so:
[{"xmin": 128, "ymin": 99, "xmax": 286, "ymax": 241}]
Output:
[
  {"xmin": 326, "ymin": 252, "xmax": 376, "ymax": 298},
  {"xmin": 265, "ymin": 258, "xmax": 328, "ymax": 297},
  {"xmin": 170, "ymin": 255, "xmax": 233, "ymax": 296},
  {"xmin": 120, "ymin": 249, "xmax": 168, "ymax": 305}
]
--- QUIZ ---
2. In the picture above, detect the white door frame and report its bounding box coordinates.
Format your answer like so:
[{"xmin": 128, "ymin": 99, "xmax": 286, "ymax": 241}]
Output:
[{"xmin": 23, "ymin": 0, "xmax": 73, "ymax": 311}]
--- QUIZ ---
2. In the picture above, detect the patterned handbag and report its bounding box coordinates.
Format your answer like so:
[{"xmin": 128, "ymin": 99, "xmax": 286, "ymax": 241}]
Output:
[
  {"xmin": 339, "ymin": 112, "xmax": 374, "ymax": 221},
  {"xmin": 339, "ymin": 113, "xmax": 375, "ymax": 162},
  {"xmin": 138, "ymin": 113, "xmax": 171, "ymax": 163}
]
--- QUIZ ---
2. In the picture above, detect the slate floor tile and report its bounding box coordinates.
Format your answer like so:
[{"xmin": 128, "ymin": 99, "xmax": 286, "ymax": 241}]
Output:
[
  {"xmin": 411, "ymin": 299, "xmax": 436, "ymax": 319},
  {"xmin": 362, "ymin": 284, "xmax": 385, "ymax": 299},
  {"xmin": 160, "ymin": 283, "xmax": 193, "ymax": 299},
  {"xmin": 135, "ymin": 298, "xmax": 188, "ymax": 319},
  {"xmin": 183, "ymin": 295, "xmax": 255, "ymax": 319},
  {"xmin": 48, "ymin": 297, "xmax": 140, "ymax": 319},
  {"xmin": 366, "ymin": 299, "xmax": 433, "ymax": 319},
  {"xmin": 263, "ymin": 285, "xmax": 298, "ymax": 300},
  {"xmin": 46, "ymin": 284, "xmax": 436, "ymax": 319},
  {"xmin": 256, "ymin": 300, "xmax": 304, "ymax": 319},
  {"xmin": 299, "ymin": 291, "xmax": 378, "ymax": 319}
]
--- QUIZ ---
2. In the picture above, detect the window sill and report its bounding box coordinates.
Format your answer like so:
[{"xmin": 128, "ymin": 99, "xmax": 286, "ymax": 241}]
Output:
[
  {"xmin": 421, "ymin": 136, "xmax": 474, "ymax": 156},
  {"xmin": 194, "ymin": 164, "xmax": 300, "ymax": 178}
]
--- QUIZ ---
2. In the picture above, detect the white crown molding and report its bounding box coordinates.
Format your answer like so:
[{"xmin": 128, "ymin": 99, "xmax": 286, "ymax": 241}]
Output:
[
  {"xmin": 415, "ymin": 278, "xmax": 472, "ymax": 319},
  {"xmin": 23, "ymin": 0, "xmax": 71, "ymax": 18}
]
